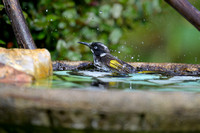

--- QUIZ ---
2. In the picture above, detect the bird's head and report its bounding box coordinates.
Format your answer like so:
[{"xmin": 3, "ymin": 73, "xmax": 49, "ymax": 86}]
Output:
[{"xmin": 78, "ymin": 42, "xmax": 110, "ymax": 56}]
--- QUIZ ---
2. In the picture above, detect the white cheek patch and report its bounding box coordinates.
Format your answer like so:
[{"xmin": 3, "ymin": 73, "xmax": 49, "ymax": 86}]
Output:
[{"xmin": 100, "ymin": 53, "xmax": 106, "ymax": 57}]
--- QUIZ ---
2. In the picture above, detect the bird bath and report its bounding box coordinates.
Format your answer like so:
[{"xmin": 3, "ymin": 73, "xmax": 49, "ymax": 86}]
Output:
[
  {"xmin": 1, "ymin": 62, "xmax": 200, "ymax": 132},
  {"xmin": 33, "ymin": 70, "xmax": 200, "ymax": 92}
]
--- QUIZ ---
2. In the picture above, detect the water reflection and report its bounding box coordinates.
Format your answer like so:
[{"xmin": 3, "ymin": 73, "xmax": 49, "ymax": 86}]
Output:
[
  {"xmin": 91, "ymin": 80, "xmax": 108, "ymax": 89},
  {"xmin": 32, "ymin": 71, "xmax": 200, "ymax": 92}
]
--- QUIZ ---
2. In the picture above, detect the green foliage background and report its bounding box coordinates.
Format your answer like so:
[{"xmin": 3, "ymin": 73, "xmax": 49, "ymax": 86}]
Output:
[{"xmin": 0, "ymin": 0, "xmax": 199, "ymax": 63}]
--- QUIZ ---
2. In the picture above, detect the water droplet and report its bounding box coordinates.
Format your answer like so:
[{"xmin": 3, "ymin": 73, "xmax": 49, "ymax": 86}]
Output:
[
  {"xmin": 34, "ymin": 19, "xmax": 38, "ymax": 22},
  {"xmin": 118, "ymin": 51, "xmax": 121, "ymax": 53},
  {"xmin": 123, "ymin": 64, "xmax": 127, "ymax": 68},
  {"xmin": 131, "ymin": 57, "xmax": 134, "ymax": 59},
  {"xmin": 46, "ymin": 9, "xmax": 48, "ymax": 13},
  {"xmin": 99, "ymin": 10, "xmax": 103, "ymax": 14},
  {"xmin": 141, "ymin": 41, "xmax": 144, "ymax": 44},
  {"xmin": 50, "ymin": 19, "xmax": 53, "ymax": 21}
]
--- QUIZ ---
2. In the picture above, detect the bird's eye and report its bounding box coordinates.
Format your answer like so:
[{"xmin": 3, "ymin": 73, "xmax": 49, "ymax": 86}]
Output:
[{"xmin": 94, "ymin": 46, "xmax": 98, "ymax": 49}]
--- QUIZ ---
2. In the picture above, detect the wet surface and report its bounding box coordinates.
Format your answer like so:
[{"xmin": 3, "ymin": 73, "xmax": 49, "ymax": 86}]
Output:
[
  {"xmin": 34, "ymin": 70, "xmax": 200, "ymax": 92},
  {"xmin": 52, "ymin": 61, "xmax": 200, "ymax": 76}
]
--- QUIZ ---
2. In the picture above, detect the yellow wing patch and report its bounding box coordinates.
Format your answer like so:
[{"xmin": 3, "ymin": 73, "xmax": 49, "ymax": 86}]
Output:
[
  {"xmin": 109, "ymin": 60, "xmax": 131, "ymax": 73},
  {"xmin": 110, "ymin": 60, "xmax": 122, "ymax": 69},
  {"xmin": 138, "ymin": 71, "xmax": 155, "ymax": 74}
]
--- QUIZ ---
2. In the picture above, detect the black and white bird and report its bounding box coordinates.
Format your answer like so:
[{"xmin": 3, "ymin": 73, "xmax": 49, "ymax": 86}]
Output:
[{"xmin": 78, "ymin": 42, "xmax": 135, "ymax": 74}]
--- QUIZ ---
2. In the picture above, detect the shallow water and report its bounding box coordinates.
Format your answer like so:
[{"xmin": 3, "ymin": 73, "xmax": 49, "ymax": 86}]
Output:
[{"xmin": 34, "ymin": 71, "xmax": 200, "ymax": 92}]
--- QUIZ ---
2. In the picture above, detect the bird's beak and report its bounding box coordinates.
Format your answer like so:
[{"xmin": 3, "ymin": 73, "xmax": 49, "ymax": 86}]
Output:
[{"xmin": 78, "ymin": 42, "xmax": 91, "ymax": 47}]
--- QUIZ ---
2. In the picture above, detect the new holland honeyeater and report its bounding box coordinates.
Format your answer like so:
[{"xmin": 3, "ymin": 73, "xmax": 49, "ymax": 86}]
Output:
[{"xmin": 78, "ymin": 42, "xmax": 136, "ymax": 74}]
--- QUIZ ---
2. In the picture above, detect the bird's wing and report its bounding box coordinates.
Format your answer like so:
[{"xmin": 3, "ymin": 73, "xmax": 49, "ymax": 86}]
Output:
[{"xmin": 101, "ymin": 54, "xmax": 133, "ymax": 74}]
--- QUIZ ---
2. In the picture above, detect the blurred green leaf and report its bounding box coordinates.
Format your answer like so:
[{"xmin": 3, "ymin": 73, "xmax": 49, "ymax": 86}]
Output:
[
  {"xmin": 67, "ymin": 51, "xmax": 81, "ymax": 61},
  {"xmin": 0, "ymin": 4, "xmax": 4, "ymax": 11},
  {"xmin": 33, "ymin": 18, "xmax": 47, "ymax": 30},
  {"xmin": 109, "ymin": 28, "xmax": 122, "ymax": 44},
  {"xmin": 81, "ymin": 27, "xmax": 96, "ymax": 39},
  {"xmin": 99, "ymin": 5, "xmax": 111, "ymax": 19},
  {"xmin": 111, "ymin": 3, "xmax": 123, "ymax": 19},
  {"xmin": 58, "ymin": 22, "xmax": 66, "ymax": 29},
  {"xmin": 52, "ymin": 2, "xmax": 69, "ymax": 10},
  {"xmin": 37, "ymin": 32, "xmax": 46, "ymax": 40},
  {"xmin": 86, "ymin": 12, "xmax": 101, "ymax": 27},
  {"xmin": 62, "ymin": 9, "xmax": 77, "ymax": 19},
  {"xmin": 22, "ymin": 11, "xmax": 28, "ymax": 19},
  {"xmin": 0, "ymin": 40, "xmax": 6, "ymax": 45},
  {"xmin": 56, "ymin": 39, "xmax": 67, "ymax": 51},
  {"xmin": 46, "ymin": 14, "xmax": 59, "ymax": 22}
]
